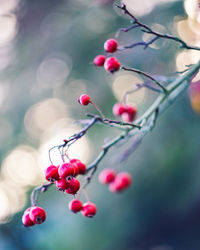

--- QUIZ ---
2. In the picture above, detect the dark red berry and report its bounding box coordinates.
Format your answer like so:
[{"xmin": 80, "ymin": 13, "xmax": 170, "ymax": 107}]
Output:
[
  {"xmin": 69, "ymin": 199, "xmax": 83, "ymax": 213},
  {"xmin": 65, "ymin": 178, "xmax": 80, "ymax": 195},
  {"xmin": 104, "ymin": 57, "xmax": 120, "ymax": 73},
  {"xmin": 104, "ymin": 39, "xmax": 118, "ymax": 53},
  {"xmin": 22, "ymin": 208, "xmax": 35, "ymax": 227},
  {"xmin": 99, "ymin": 168, "xmax": 116, "ymax": 184},
  {"xmin": 58, "ymin": 163, "xmax": 76, "ymax": 178},
  {"xmin": 56, "ymin": 178, "xmax": 70, "ymax": 191},
  {"xmin": 70, "ymin": 159, "xmax": 86, "ymax": 175},
  {"xmin": 93, "ymin": 55, "xmax": 106, "ymax": 67},
  {"xmin": 29, "ymin": 206, "xmax": 46, "ymax": 224},
  {"xmin": 78, "ymin": 94, "xmax": 91, "ymax": 106},
  {"xmin": 81, "ymin": 202, "xmax": 97, "ymax": 218},
  {"xmin": 45, "ymin": 165, "xmax": 59, "ymax": 182}
]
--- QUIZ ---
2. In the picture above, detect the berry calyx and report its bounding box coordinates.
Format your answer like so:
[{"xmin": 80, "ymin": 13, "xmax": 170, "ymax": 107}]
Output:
[
  {"xmin": 104, "ymin": 39, "xmax": 118, "ymax": 53},
  {"xmin": 81, "ymin": 202, "xmax": 97, "ymax": 218},
  {"xmin": 65, "ymin": 178, "xmax": 80, "ymax": 194},
  {"xmin": 104, "ymin": 57, "xmax": 121, "ymax": 73},
  {"xmin": 78, "ymin": 94, "xmax": 91, "ymax": 106},
  {"xmin": 109, "ymin": 172, "xmax": 132, "ymax": 192},
  {"xmin": 69, "ymin": 199, "xmax": 83, "ymax": 213},
  {"xmin": 22, "ymin": 208, "xmax": 35, "ymax": 227},
  {"xmin": 56, "ymin": 178, "xmax": 70, "ymax": 191},
  {"xmin": 45, "ymin": 165, "xmax": 59, "ymax": 182},
  {"xmin": 99, "ymin": 168, "xmax": 116, "ymax": 184},
  {"xmin": 93, "ymin": 55, "xmax": 106, "ymax": 67},
  {"xmin": 112, "ymin": 103, "xmax": 125, "ymax": 116},
  {"xmin": 58, "ymin": 163, "xmax": 76, "ymax": 178},
  {"xmin": 29, "ymin": 206, "xmax": 46, "ymax": 224}
]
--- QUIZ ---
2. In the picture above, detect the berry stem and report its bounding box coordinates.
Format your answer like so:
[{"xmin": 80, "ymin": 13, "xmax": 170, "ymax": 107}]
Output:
[{"xmin": 90, "ymin": 101, "xmax": 105, "ymax": 119}]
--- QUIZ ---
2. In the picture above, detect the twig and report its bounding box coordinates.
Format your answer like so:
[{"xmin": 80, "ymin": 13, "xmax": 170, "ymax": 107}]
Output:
[{"xmin": 31, "ymin": 183, "xmax": 53, "ymax": 206}]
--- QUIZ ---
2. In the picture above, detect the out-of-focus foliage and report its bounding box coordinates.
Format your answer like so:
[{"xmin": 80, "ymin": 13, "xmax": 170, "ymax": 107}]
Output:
[{"xmin": 0, "ymin": 0, "xmax": 200, "ymax": 249}]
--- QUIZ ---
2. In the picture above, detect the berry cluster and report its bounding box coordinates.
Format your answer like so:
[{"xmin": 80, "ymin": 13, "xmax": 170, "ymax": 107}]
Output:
[
  {"xmin": 93, "ymin": 39, "xmax": 120, "ymax": 73},
  {"xmin": 113, "ymin": 103, "xmax": 138, "ymax": 122},
  {"xmin": 22, "ymin": 207, "xmax": 46, "ymax": 227},
  {"xmin": 99, "ymin": 168, "xmax": 132, "ymax": 192}
]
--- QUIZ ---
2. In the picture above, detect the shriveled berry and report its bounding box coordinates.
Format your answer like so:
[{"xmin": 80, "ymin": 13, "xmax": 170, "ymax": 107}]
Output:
[
  {"xmin": 22, "ymin": 208, "xmax": 35, "ymax": 227},
  {"xmin": 78, "ymin": 94, "xmax": 91, "ymax": 106},
  {"xmin": 56, "ymin": 178, "xmax": 70, "ymax": 191},
  {"xmin": 104, "ymin": 39, "xmax": 118, "ymax": 53},
  {"xmin": 99, "ymin": 168, "xmax": 116, "ymax": 184},
  {"xmin": 81, "ymin": 202, "xmax": 97, "ymax": 218},
  {"xmin": 109, "ymin": 172, "xmax": 132, "ymax": 192},
  {"xmin": 66, "ymin": 178, "xmax": 80, "ymax": 195},
  {"xmin": 45, "ymin": 165, "xmax": 59, "ymax": 182},
  {"xmin": 93, "ymin": 55, "xmax": 106, "ymax": 67},
  {"xmin": 104, "ymin": 57, "xmax": 120, "ymax": 73},
  {"xmin": 113, "ymin": 103, "xmax": 125, "ymax": 117},
  {"xmin": 58, "ymin": 163, "xmax": 76, "ymax": 178},
  {"xmin": 69, "ymin": 199, "xmax": 83, "ymax": 213},
  {"xmin": 29, "ymin": 206, "xmax": 46, "ymax": 224}
]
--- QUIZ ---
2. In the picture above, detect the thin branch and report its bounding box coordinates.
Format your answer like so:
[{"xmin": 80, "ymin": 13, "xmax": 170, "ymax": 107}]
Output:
[
  {"xmin": 31, "ymin": 183, "xmax": 53, "ymax": 206},
  {"xmin": 116, "ymin": 4, "xmax": 200, "ymax": 52}
]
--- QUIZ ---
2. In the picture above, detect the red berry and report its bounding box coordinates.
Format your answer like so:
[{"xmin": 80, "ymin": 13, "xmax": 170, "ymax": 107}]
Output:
[
  {"xmin": 70, "ymin": 159, "xmax": 86, "ymax": 175},
  {"xmin": 58, "ymin": 163, "xmax": 76, "ymax": 178},
  {"xmin": 65, "ymin": 178, "xmax": 80, "ymax": 194},
  {"xmin": 78, "ymin": 94, "xmax": 91, "ymax": 106},
  {"xmin": 104, "ymin": 39, "xmax": 118, "ymax": 53},
  {"xmin": 69, "ymin": 199, "xmax": 83, "ymax": 213},
  {"xmin": 122, "ymin": 105, "xmax": 137, "ymax": 122},
  {"xmin": 22, "ymin": 208, "xmax": 35, "ymax": 227},
  {"xmin": 109, "ymin": 172, "xmax": 132, "ymax": 192},
  {"xmin": 45, "ymin": 165, "xmax": 59, "ymax": 182},
  {"xmin": 93, "ymin": 55, "xmax": 106, "ymax": 67},
  {"xmin": 56, "ymin": 178, "xmax": 70, "ymax": 191},
  {"xmin": 81, "ymin": 202, "xmax": 97, "ymax": 218},
  {"xmin": 112, "ymin": 103, "xmax": 125, "ymax": 117},
  {"xmin": 104, "ymin": 57, "xmax": 120, "ymax": 73},
  {"xmin": 29, "ymin": 206, "xmax": 46, "ymax": 224},
  {"xmin": 99, "ymin": 168, "xmax": 116, "ymax": 184}
]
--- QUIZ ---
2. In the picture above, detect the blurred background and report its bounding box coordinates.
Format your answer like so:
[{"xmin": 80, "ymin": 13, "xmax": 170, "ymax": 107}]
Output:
[{"xmin": 0, "ymin": 0, "xmax": 200, "ymax": 249}]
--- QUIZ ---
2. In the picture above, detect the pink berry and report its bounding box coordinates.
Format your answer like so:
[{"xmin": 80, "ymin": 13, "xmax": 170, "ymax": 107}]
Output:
[
  {"xmin": 104, "ymin": 57, "xmax": 120, "ymax": 73},
  {"xmin": 56, "ymin": 178, "xmax": 70, "ymax": 191},
  {"xmin": 29, "ymin": 206, "xmax": 46, "ymax": 224},
  {"xmin": 22, "ymin": 208, "xmax": 35, "ymax": 227},
  {"xmin": 104, "ymin": 39, "xmax": 118, "ymax": 53},
  {"xmin": 58, "ymin": 163, "xmax": 76, "ymax": 179},
  {"xmin": 69, "ymin": 199, "xmax": 83, "ymax": 213},
  {"xmin": 81, "ymin": 202, "xmax": 97, "ymax": 218},
  {"xmin": 45, "ymin": 165, "xmax": 59, "ymax": 182},
  {"xmin": 93, "ymin": 55, "xmax": 106, "ymax": 67},
  {"xmin": 122, "ymin": 105, "xmax": 137, "ymax": 122},
  {"xmin": 78, "ymin": 94, "xmax": 91, "ymax": 106},
  {"xmin": 99, "ymin": 168, "xmax": 116, "ymax": 184},
  {"xmin": 65, "ymin": 178, "xmax": 80, "ymax": 195},
  {"xmin": 112, "ymin": 103, "xmax": 125, "ymax": 117},
  {"xmin": 109, "ymin": 172, "xmax": 132, "ymax": 192}
]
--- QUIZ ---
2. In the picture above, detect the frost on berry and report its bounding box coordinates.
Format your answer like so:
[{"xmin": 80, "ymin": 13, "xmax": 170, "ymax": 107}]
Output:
[
  {"xmin": 29, "ymin": 206, "xmax": 46, "ymax": 224},
  {"xmin": 22, "ymin": 208, "xmax": 35, "ymax": 227},
  {"xmin": 99, "ymin": 168, "xmax": 116, "ymax": 184},
  {"xmin": 69, "ymin": 199, "xmax": 83, "ymax": 213},
  {"xmin": 81, "ymin": 202, "xmax": 97, "ymax": 218},
  {"xmin": 104, "ymin": 39, "xmax": 118, "ymax": 53},
  {"xmin": 78, "ymin": 94, "xmax": 91, "ymax": 106},
  {"xmin": 93, "ymin": 55, "xmax": 106, "ymax": 67},
  {"xmin": 104, "ymin": 57, "xmax": 120, "ymax": 73}
]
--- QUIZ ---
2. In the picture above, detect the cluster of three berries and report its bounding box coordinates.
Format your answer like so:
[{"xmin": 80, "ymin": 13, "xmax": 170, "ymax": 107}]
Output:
[
  {"xmin": 45, "ymin": 159, "xmax": 86, "ymax": 194},
  {"xmin": 94, "ymin": 39, "xmax": 120, "ymax": 73}
]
